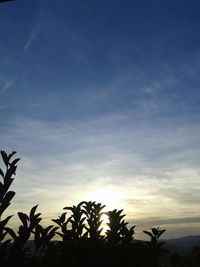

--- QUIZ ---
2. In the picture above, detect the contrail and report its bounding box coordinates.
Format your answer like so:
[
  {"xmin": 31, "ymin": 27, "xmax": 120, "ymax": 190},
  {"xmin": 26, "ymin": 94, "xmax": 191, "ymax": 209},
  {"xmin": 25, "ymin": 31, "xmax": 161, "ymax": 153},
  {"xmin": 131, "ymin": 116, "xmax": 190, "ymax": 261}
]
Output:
[
  {"xmin": 23, "ymin": 2, "xmax": 45, "ymax": 56},
  {"xmin": 1, "ymin": 1, "xmax": 46, "ymax": 92}
]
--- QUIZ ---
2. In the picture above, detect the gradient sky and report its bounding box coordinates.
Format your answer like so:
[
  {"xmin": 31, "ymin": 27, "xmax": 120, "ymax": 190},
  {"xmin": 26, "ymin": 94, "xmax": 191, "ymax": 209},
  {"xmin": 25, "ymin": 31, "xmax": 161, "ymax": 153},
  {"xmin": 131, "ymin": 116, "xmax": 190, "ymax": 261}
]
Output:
[{"xmin": 0, "ymin": 0, "xmax": 200, "ymax": 239}]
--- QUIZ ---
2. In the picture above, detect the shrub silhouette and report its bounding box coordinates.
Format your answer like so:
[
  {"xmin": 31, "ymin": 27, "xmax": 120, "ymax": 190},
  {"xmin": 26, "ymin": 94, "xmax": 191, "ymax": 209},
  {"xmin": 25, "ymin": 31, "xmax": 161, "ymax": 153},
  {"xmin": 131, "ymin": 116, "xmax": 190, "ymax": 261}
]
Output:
[
  {"xmin": 0, "ymin": 151, "xmax": 19, "ymax": 265},
  {"xmin": 1, "ymin": 150, "xmax": 197, "ymax": 267},
  {"xmin": 106, "ymin": 209, "xmax": 135, "ymax": 246},
  {"xmin": 63, "ymin": 201, "xmax": 86, "ymax": 242},
  {"xmin": 82, "ymin": 201, "xmax": 105, "ymax": 241},
  {"xmin": 143, "ymin": 227, "xmax": 167, "ymax": 267},
  {"xmin": 5, "ymin": 205, "xmax": 43, "ymax": 265}
]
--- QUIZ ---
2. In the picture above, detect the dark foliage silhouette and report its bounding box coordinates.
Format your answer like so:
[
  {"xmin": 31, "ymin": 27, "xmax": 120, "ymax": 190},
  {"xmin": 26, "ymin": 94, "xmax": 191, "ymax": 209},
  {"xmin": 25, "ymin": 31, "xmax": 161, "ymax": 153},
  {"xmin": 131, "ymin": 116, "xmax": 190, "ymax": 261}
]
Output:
[
  {"xmin": 0, "ymin": 150, "xmax": 19, "ymax": 265},
  {"xmin": 0, "ymin": 150, "xmax": 199, "ymax": 267}
]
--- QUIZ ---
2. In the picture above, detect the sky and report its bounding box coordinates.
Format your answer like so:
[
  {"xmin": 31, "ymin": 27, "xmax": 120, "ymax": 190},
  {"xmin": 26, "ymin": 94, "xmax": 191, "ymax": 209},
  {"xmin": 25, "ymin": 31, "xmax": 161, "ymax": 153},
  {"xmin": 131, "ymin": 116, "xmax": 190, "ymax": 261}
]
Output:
[{"xmin": 0, "ymin": 0, "xmax": 200, "ymax": 239}]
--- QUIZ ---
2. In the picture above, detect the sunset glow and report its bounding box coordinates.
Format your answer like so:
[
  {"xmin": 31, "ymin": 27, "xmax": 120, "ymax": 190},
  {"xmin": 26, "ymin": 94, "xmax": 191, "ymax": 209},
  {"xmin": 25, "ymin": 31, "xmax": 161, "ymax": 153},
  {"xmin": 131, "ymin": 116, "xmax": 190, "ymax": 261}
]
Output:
[{"xmin": 86, "ymin": 188, "xmax": 127, "ymax": 210}]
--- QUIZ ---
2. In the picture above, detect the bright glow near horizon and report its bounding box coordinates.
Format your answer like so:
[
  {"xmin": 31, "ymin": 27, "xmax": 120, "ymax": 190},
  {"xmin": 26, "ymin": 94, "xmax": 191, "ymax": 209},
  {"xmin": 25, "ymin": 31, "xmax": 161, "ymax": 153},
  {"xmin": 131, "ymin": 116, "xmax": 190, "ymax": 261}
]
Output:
[{"xmin": 84, "ymin": 188, "xmax": 127, "ymax": 211}]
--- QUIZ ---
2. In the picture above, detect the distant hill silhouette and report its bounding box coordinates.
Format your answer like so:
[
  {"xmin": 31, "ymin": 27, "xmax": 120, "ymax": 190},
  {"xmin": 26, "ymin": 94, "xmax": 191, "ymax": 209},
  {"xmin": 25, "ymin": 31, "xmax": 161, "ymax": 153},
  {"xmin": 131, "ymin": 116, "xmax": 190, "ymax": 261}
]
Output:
[{"xmin": 164, "ymin": 235, "xmax": 200, "ymax": 256}]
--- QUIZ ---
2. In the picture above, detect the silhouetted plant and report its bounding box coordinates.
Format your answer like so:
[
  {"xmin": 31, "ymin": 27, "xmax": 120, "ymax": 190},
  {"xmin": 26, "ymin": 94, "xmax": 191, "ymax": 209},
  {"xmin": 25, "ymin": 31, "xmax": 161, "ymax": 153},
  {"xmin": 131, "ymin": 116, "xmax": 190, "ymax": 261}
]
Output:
[
  {"xmin": 143, "ymin": 227, "xmax": 166, "ymax": 267},
  {"xmin": 5, "ymin": 205, "xmax": 42, "ymax": 265},
  {"xmin": 0, "ymin": 150, "xmax": 19, "ymax": 264},
  {"xmin": 63, "ymin": 201, "xmax": 86, "ymax": 242},
  {"xmin": 32, "ymin": 223, "xmax": 59, "ymax": 266},
  {"xmin": 0, "ymin": 150, "xmax": 19, "ymax": 219},
  {"xmin": 6, "ymin": 205, "xmax": 42, "ymax": 246},
  {"xmin": 34, "ymin": 224, "xmax": 58, "ymax": 251},
  {"xmin": 52, "ymin": 212, "xmax": 72, "ymax": 244},
  {"xmin": 120, "ymin": 222, "xmax": 135, "ymax": 245},
  {"xmin": 143, "ymin": 227, "xmax": 166, "ymax": 247},
  {"xmin": 82, "ymin": 201, "xmax": 105, "ymax": 242},
  {"xmin": 105, "ymin": 209, "xmax": 135, "ymax": 245}
]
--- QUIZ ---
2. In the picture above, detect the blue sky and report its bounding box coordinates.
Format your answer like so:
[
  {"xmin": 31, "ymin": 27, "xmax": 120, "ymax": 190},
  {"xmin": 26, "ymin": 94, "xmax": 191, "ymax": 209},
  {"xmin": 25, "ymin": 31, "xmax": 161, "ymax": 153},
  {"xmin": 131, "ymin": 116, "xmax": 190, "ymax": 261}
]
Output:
[{"xmin": 0, "ymin": 0, "xmax": 200, "ymax": 239}]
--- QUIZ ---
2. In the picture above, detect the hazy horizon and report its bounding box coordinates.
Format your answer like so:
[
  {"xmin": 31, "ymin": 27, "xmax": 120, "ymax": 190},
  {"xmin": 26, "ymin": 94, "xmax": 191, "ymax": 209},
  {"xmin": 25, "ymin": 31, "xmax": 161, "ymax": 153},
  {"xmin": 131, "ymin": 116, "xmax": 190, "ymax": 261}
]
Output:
[{"xmin": 1, "ymin": 0, "xmax": 200, "ymax": 240}]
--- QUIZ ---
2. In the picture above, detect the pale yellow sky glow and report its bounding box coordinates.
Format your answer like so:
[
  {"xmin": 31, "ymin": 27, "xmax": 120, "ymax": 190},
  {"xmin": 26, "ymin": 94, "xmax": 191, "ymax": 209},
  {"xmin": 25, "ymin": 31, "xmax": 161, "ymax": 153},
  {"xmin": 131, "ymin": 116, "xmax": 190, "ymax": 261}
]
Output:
[
  {"xmin": 82, "ymin": 187, "xmax": 128, "ymax": 210},
  {"xmin": 1, "ymin": 115, "xmax": 200, "ymax": 240},
  {"xmin": 4, "ymin": 167, "xmax": 200, "ymax": 240}
]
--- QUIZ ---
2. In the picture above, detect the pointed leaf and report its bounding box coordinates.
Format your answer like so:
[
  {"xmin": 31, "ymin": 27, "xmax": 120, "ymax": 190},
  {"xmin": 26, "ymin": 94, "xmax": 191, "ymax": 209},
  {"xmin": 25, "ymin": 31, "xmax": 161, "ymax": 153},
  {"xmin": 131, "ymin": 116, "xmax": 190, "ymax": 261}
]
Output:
[
  {"xmin": 77, "ymin": 201, "xmax": 87, "ymax": 208},
  {"xmin": 33, "ymin": 213, "xmax": 42, "ymax": 219},
  {"xmin": 45, "ymin": 225, "xmax": 54, "ymax": 232},
  {"xmin": 130, "ymin": 225, "xmax": 136, "ymax": 231},
  {"xmin": 48, "ymin": 227, "xmax": 59, "ymax": 240},
  {"xmin": 1, "ymin": 151, "xmax": 8, "ymax": 166},
  {"xmin": 56, "ymin": 232, "xmax": 64, "ymax": 238},
  {"xmin": 4, "ymin": 227, "xmax": 17, "ymax": 239},
  {"xmin": 60, "ymin": 212, "xmax": 66, "ymax": 223},
  {"xmin": 63, "ymin": 206, "xmax": 74, "ymax": 211},
  {"xmin": 7, "ymin": 151, "xmax": 17, "ymax": 161},
  {"xmin": 157, "ymin": 229, "xmax": 166, "ymax": 238},
  {"xmin": 0, "ymin": 202, "xmax": 10, "ymax": 216},
  {"xmin": 0, "ymin": 215, "xmax": 13, "ymax": 227},
  {"xmin": 30, "ymin": 205, "xmax": 38, "ymax": 220},
  {"xmin": 0, "ymin": 168, "xmax": 4, "ymax": 177},
  {"xmin": 10, "ymin": 158, "xmax": 20, "ymax": 167},
  {"xmin": 52, "ymin": 218, "xmax": 60, "ymax": 226},
  {"xmin": 143, "ymin": 230, "xmax": 154, "ymax": 238},
  {"xmin": 18, "ymin": 212, "xmax": 29, "ymax": 227},
  {"xmin": 4, "ymin": 167, "xmax": 16, "ymax": 184},
  {"xmin": 4, "ymin": 191, "xmax": 15, "ymax": 203}
]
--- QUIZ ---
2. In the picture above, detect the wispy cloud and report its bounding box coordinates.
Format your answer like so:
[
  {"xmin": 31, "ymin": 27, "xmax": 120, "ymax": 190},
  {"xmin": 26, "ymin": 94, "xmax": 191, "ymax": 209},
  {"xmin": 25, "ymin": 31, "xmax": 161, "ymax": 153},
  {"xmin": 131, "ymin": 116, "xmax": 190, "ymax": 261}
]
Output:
[
  {"xmin": 23, "ymin": 1, "xmax": 46, "ymax": 56},
  {"xmin": 1, "ymin": 113, "xmax": 199, "ymax": 233},
  {"xmin": 0, "ymin": 3, "xmax": 45, "ymax": 93},
  {"xmin": 1, "ymin": 75, "xmax": 17, "ymax": 92}
]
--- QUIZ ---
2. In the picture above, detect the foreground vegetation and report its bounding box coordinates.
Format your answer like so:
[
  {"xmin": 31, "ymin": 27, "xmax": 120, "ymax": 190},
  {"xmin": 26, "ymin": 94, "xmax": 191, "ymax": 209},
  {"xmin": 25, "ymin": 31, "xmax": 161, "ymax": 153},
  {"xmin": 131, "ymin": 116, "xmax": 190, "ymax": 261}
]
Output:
[{"xmin": 0, "ymin": 151, "xmax": 199, "ymax": 267}]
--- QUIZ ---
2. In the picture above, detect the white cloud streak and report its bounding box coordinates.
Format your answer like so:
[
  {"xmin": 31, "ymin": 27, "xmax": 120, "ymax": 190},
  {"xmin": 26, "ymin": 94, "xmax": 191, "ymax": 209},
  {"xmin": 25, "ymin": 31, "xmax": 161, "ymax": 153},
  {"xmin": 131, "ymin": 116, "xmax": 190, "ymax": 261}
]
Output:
[
  {"xmin": 23, "ymin": 2, "xmax": 46, "ymax": 56},
  {"xmin": 1, "ymin": 75, "xmax": 17, "ymax": 92},
  {"xmin": 1, "ymin": 113, "xmax": 199, "ymax": 234}
]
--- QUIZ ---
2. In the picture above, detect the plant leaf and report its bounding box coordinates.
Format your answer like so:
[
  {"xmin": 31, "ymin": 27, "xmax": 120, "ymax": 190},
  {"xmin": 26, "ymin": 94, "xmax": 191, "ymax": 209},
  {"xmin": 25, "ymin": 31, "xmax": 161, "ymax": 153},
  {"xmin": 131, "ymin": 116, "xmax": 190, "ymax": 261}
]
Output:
[
  {"xmin": 143, "ymin": 230, "xmax": 154, "ymax": 238},
  {"xmin": 18, "ymin": 212, "xmax": 29, "ymax": 227},
  {"xmin": 0, "ymin": 215, "xmax": 13, "ymax": 228},
  {"xmin": 4, "ymin": 227, "xmax": 17, "ymax": 240},
  {"xmin": 0, "ymin": 168, "xmax": 4, "ymax": 177},
  {"xmin": 10, "ymin": 158, "xmax": 20, "ymax": 167},
  {"xmin": 152, "ymin": 227, "xmax": 159, "ymax": 236},
  {"xmin": 158, "ymin": 229, "xmax": 166, "ymax": 238},
  {"xmin": 1, "ymin": 151, "xmax": 8, "ymax": 166},
  {"xmin": 30, "ymin": 205, "xmax": 38, "ymax": 220},
  {"xmin": 3, "ymin": 191, "xmax": 15, "ymax": 203}
]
